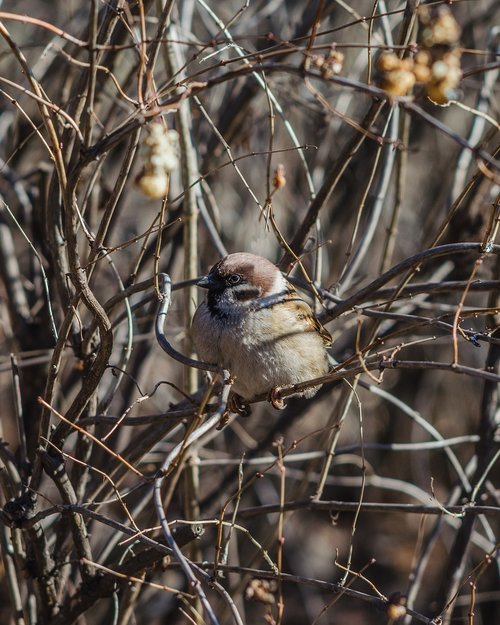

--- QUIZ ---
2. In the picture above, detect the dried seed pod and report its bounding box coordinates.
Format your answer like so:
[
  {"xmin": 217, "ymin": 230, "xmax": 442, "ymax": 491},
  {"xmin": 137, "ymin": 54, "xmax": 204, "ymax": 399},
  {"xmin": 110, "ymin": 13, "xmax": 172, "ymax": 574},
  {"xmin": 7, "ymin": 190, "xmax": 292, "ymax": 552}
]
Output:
[
  {"xmin": 380, "ymin": 69, "xmax": 416, "ymax": 97},
  {"xmin": 414, "ymin": 50, "xmax": 431, "ymax": 67},
  {"xmin": 378, "ymin": 52, "xmax": 401, "ymax": 72},
  {"xmin": 426, "ymin": 49, "xmax": 462, "ymax": 104},
  {"xmin": 387, "ymin": 592, "xmax": 407, "ymax": 621},
  {"xmin": 400, "ymin": 57, "xmax": 415, "ymax": 72},
  {"xmin": 420, "ymin": 6, "xmax": 461, "ymax": 47},
  {"xmin": 387, "ymin": 603, "xmax": 407, "ymax": 621},
  {"xmin": 245, "ymin": 579, "xmax": 277, "ymax": 604},
  {"xmin": 431, "ymin": 60, "xmax": 449, "ymax": 80},
  {"xmin": 136, "ymin": 123, "xmax": 179, "ymax": 199},
  {"xmin": 321, "ymin": 49, "xmax": 344, "ymax": 77},
  {"xmin": 413, "ymin": 62, "xmax": 432, "ymax": 83},
  {"xmin": 273, "ymin": 164, "xmax": 286, "ymax": 190},
  {"xmin": 377, "ymin": 51, "xmax": 420, "ymax": 97},
  {"xmin": 136, "ymin": 172, "xmax": 170, "ymax": 199},
  {"xmin": 311, "ymin": 54, "xmax": 325, "ymax": 69}
]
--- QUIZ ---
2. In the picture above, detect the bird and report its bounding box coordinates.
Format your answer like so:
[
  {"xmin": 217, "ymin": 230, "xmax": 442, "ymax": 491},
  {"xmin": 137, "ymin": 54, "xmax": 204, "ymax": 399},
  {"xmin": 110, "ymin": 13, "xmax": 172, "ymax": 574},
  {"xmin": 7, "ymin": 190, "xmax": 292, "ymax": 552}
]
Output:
[{"xmin": 191, "ymin": 252, "xmax": 332, "ymax": 410}]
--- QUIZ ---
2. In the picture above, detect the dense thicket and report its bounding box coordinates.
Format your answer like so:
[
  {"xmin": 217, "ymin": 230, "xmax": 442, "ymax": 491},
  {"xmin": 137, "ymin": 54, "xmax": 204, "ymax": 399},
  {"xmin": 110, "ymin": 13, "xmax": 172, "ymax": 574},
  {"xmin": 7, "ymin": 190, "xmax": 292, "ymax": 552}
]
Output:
[{"xmin": 0, "ymin": 2, "xmax": 498, "ymax": 624}]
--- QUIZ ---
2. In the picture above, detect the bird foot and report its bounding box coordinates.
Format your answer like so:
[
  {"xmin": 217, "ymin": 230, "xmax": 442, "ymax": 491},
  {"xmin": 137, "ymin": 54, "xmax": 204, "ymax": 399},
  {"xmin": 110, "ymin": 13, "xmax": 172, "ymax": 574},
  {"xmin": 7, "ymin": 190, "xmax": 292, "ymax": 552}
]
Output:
[
  {"xmin": 216, "ymin": 411, "xmax": 231, "ymax": 430},
  {"xmin": 269, "ymin": 386, "xmax": 287, "ymax": 410},
  {"xmin": 227, "ymin": 391, "xmax": 252, "ymax": 417}
]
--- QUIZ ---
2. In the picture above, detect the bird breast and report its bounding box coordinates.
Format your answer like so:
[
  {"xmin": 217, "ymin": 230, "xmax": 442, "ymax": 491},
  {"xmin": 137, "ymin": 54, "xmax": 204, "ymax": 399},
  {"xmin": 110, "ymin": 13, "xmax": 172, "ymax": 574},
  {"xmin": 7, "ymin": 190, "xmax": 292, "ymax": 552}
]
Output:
[{"xmin": 192, "ymin": 301, "xmax": 329, "ymax": 400}]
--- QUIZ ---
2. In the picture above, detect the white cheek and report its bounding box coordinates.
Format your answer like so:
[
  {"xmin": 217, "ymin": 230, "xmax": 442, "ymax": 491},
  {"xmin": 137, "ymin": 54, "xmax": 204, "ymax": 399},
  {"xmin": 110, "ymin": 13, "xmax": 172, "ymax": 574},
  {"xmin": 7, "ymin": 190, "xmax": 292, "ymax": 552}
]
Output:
[{"xmin": 271, "ymin": 271, "xmax": 287, "ymax": 294}]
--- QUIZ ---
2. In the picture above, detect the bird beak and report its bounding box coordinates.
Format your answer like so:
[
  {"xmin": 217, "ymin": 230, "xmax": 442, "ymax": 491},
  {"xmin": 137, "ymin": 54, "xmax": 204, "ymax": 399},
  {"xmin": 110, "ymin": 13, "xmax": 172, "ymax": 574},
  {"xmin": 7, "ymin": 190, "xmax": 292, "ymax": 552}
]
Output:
[{"xmin": 196, "ymin": 274, "xmax": 212, "ymax": 289}]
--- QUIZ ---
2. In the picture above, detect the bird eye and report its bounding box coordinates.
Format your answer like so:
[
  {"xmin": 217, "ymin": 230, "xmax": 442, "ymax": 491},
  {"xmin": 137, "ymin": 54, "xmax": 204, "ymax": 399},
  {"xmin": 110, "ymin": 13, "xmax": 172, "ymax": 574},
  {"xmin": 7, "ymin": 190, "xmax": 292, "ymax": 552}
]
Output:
[{"xmin": 228, "ymin": 274, "xmax": 242, "ymax": 285}]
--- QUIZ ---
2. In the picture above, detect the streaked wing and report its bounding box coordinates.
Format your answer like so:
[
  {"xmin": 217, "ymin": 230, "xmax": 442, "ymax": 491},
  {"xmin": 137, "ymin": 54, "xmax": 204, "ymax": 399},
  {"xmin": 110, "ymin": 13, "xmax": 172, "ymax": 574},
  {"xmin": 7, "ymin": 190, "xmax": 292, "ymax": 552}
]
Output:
[
  {"xmin": 312, "ymin": 314, "xmax": 333, "ymax": 347},
  {"xmin": 285, "ymin": 291, "xmax": 333, "ymax": 347}
]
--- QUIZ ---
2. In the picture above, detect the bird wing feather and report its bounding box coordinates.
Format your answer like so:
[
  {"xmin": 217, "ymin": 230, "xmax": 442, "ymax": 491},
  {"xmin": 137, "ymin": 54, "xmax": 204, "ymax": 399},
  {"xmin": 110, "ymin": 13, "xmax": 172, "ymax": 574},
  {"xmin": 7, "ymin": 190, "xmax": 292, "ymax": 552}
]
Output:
[{"xmin": 286, "ymin": 294, "xmax": 333, "ymax": 347}]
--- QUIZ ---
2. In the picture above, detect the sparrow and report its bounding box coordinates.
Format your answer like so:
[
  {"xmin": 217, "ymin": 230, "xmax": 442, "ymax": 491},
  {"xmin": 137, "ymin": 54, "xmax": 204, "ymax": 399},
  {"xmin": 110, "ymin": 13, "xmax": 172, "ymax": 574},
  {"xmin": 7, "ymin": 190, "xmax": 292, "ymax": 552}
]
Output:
[{"xmin": 191, "ymin": 252, "xmax": 331, "ymax": 410}]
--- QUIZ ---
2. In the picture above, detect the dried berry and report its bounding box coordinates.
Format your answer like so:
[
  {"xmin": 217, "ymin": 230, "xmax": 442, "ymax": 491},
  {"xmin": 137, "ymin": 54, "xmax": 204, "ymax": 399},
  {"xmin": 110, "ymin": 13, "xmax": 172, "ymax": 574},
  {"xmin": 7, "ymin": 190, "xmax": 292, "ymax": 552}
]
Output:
[
  {"xmin": 136, "ymin": 123, "xmax": 179, "ymax": 198},
  {"xmin": 420, "ymin": 6, "xmax": 461, "ymax": 47},
  {"xmin": 273, "ymin": 164, "xmax": 286, "ymax": 190},
  {"xmin": 322, "ymin": 49, "xmax": 344, "ymax": 78},
  {"xmin": 245, "ymin": 579, "xmax": 278, "ymax": 605},
  {"xmin": 380, "ymin": 68, "xmax": 416, "ymax": 97},
  {"xmin": 378, "ymin": 52, "xmax": 401, "ymax": 72}
]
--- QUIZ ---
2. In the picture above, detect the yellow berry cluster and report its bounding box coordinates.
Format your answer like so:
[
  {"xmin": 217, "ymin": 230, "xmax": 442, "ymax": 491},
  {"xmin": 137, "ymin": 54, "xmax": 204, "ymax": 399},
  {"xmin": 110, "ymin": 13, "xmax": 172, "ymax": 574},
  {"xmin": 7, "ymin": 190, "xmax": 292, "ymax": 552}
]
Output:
[
  {"xmin": 136, "ymin": 123, "xmax": 179, "ymax": 199},
  {"xmin": 377, "ymin": 52, "xmax": 419, "ymax": 97},
  {"xmin": 419, "ymin": 5, "xmax": 461, "ymax": 48},
  {"xmin": 377, "ymin": 6, "xmax": 462, "ymax": 104}
]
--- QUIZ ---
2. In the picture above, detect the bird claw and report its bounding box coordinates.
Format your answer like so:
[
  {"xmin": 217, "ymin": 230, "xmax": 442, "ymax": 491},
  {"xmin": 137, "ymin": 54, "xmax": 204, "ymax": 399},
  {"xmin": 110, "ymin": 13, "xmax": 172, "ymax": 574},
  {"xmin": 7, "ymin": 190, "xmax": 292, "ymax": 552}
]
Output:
[
  {"xmin": 227, "ymin": 391, "xmax": 251, "ymax": 417},
  {"xmin": 216, "ymin": 411, "xmax": 231, "ymax": 430},
  {"xmin": 269, "ymin": 387, "xmax": 286, "ymax": 410}
]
